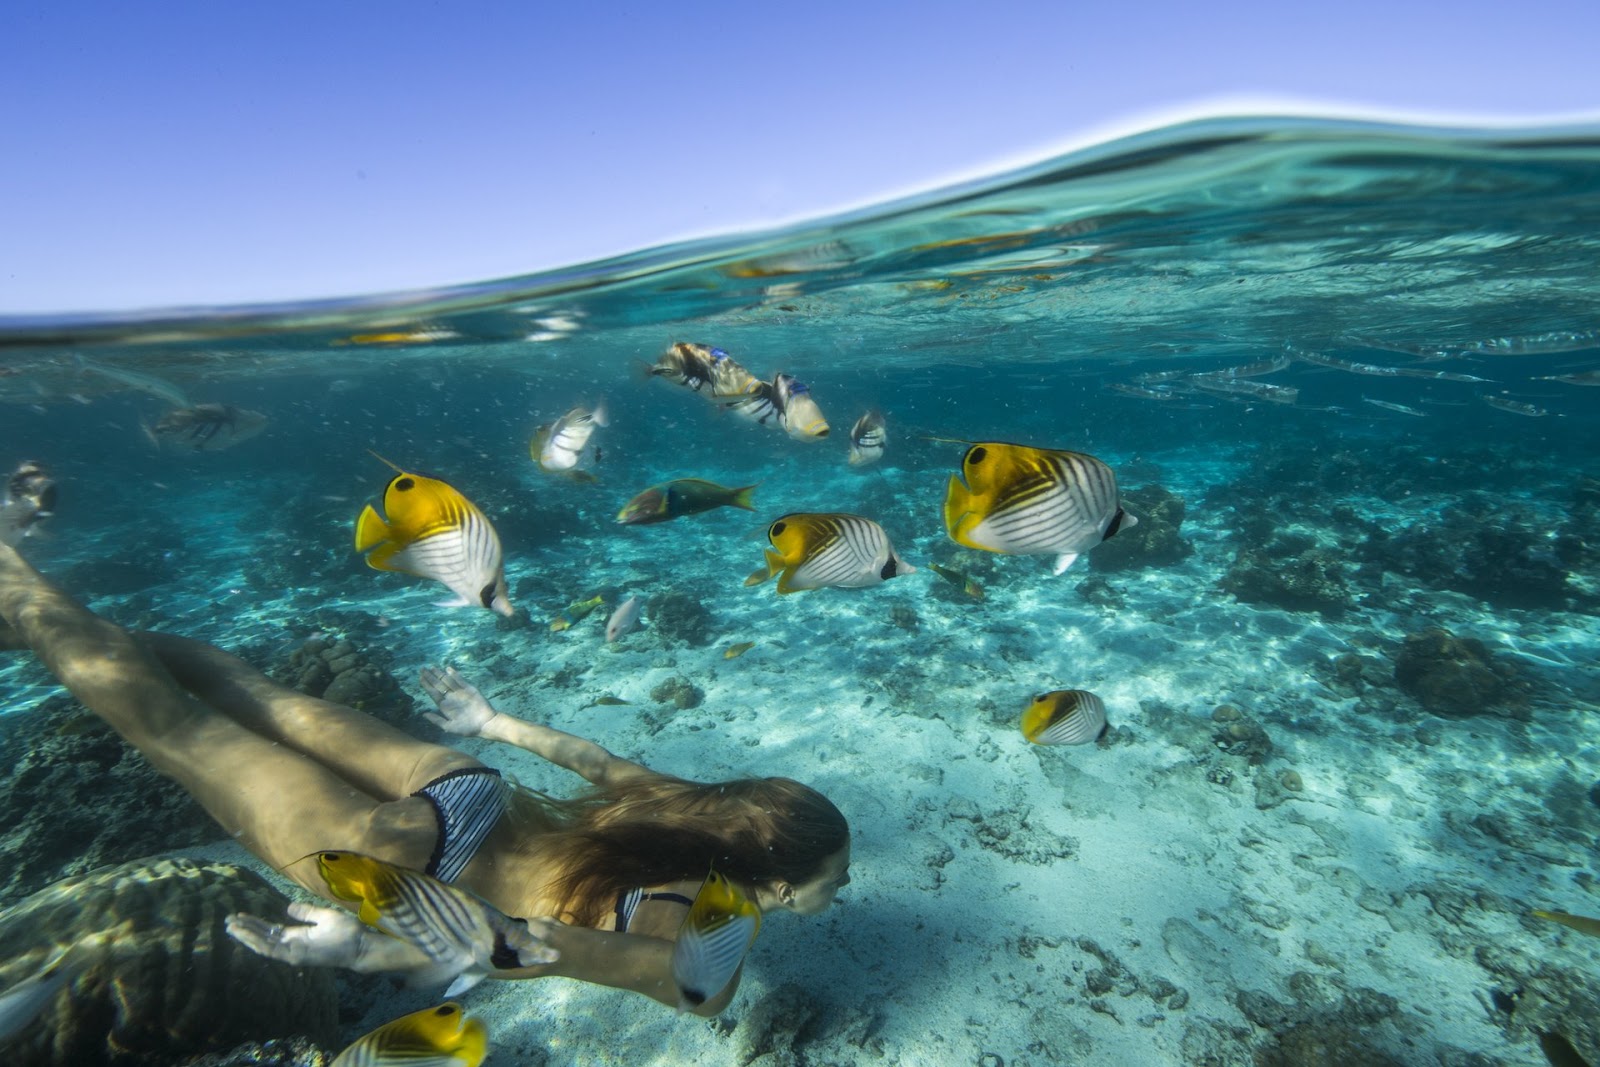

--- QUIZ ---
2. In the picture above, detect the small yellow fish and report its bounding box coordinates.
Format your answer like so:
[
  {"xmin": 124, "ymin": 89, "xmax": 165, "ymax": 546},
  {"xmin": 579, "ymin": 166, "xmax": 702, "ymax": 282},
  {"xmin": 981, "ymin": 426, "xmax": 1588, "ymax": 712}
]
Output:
[
  {"xmin": 330, "ymin": 1002, "xmax": 486, "ymax": 1067},
  {"xmin": 1532, "ymin": 910, "xmax": 1600, "ymax": 937},
  {"xmin": 1021, "ymin": 690, "xmax": 1109, "ymax": 746},
  {"xmin": 745, "ymin": 512, "xmax": 914, "ymax": 594},
  {"xmin": 549, "ymin": 594, "xmax": 605, "ymax": 631},
  {"xmin": 672, "ymin": 869, "xmax": 761, "ymax": 1011},
  {"xmin": 549, "ymin": 617, "xmax": 572, "ymax": 633},
  {"xmin": 724, "ymin": 641, "xmax": 756, "ymax": 659},
  {"xmin": 354, "ymin": 456, "xmax": 511, "ymax": 617}
]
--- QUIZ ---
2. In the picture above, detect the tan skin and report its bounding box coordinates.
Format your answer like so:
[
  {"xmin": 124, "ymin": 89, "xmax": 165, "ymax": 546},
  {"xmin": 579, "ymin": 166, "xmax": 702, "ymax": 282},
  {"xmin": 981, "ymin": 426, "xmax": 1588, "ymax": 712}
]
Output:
[{"xmin": 0, "ymin": 537, "xmax": 848, "ymax": 1015}]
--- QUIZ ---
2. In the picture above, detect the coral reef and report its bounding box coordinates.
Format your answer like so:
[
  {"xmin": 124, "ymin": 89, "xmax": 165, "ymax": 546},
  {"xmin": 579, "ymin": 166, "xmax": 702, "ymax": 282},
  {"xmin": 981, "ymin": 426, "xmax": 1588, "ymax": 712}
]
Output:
[
  {"xmin": 647, "ymin": 588, "xmax": 714, "ymax": 647},
  {"xmin": 1090, "ymin": 484, "xmax": 1192, "ymax": 571},
  {"xmin": 0, "ymin": 859, "xmax": 338, "ymax": 1067},
  {"xmin": 1392, "ymin": 628, "xmax": 1522, "ymax": 718},
  {"xmin": 1219, "ymin": 540, "xmax": 1354, "ymax": 616},
  {"xmin": 649, "ymin": 675, "xmax": 704, "ymax": 709}
]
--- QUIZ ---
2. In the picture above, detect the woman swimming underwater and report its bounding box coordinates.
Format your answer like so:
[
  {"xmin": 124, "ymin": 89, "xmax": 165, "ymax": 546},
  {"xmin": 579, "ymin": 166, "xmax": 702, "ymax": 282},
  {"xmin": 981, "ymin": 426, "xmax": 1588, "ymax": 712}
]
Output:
[{"xmin": 0, "ymin": 475, "xmax": 849, "ymax": 1014}]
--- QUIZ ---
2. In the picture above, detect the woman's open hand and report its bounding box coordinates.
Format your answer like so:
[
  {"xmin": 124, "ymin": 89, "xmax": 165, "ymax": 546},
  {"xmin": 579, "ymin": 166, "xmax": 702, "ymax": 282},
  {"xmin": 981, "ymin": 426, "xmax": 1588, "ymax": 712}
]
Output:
[
  {"xmin": 226, "ymin": 902, "xmax": 433, "ymax": 974},
  {"xmin": 418, "ymin": 665, "xmax": 498, "ymax": 736}
]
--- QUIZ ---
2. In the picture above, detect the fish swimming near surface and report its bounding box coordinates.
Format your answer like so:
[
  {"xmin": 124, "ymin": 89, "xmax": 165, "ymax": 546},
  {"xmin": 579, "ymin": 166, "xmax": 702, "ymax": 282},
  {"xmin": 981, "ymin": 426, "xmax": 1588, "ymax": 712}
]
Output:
[
  {"xmin": 149, "ymin": 403, "xmax": 270, "ymax": 451},
  {"xmin": 606, "ymin": 595, "xmax": 644, "ymax": 642},
  {"xmin": 533, "ymin": 402, "xmax": 608, "ymax": 475},
  {"xmin": 1482, "ymin": 394, "xmax": 1550, "ymax": 417},
  {"xmin": 1536, "ymin": 370, "xmax": 1600, "ymax": 386},
  {"xmin": 1532, "ymin": 910, "xmax": 1600, "ymax": 937},
  {"xmin": 942, "ymin": 441, "xmax": 1136, "ymax": 575},
  {"xmin": 0, "ymin": 938, "xmax": 103, "ymax": 1045},
  {"xmin": 1021, "ymin": 690, "xmax": 1109, "ymax": 745},
  {"xmin": 847, "ymin": 410, "xmax": 887, "ymax": 466},
  {"xmin": 315, "ymin": 851, "xmax": 555, "ymax": 996},
  {"xmin": 331, "ymin": 1001, "xmax": 487, "ymax": 1067},
  {"xmin": 354, "ymin": 456, "xmax": 513, "ymax": 617},
  {"xmin": 616, "ymin": 479, "xmax": 758, "ymax": 525},
  {"xmin": 74, "ymin": 355, "xmax": 193, "ymax": 408},
  {"xmin": 671, "ymin": 869, "xmax": 761, "ymax": 1013},
  {"xmin": 649, "ymin": 343, "xmax": 762, "ymax": 399},
  {"xmin": 1360, "ymin": 397, "xmax": 1427, "ymax": 417},
  {"xmin": 772, "ymin": 373, "xmax": 829, "ymax": 439},
  {"xmin": 745, "ymin": 512, "xmax": 915, "ymax": 593}
]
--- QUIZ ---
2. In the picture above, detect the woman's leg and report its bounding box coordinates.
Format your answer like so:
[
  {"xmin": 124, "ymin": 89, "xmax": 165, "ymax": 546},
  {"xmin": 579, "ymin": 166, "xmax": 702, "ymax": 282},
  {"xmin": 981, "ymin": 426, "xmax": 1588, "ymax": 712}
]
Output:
[
  {"xmin": 137, "ymin": 632, "xmax": 481, "ymax": 799},
  {"xmin": 0, "ymin": 541, "xmax": 439, "ymax": 892}
]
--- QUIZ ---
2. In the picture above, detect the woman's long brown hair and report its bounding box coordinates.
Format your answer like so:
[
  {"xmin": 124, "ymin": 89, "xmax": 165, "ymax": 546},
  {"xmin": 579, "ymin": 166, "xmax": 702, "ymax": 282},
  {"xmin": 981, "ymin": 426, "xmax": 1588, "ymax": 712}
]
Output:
[{"xmin": 509, "ymin": 775, "xmax": 848, "ymax": 926}]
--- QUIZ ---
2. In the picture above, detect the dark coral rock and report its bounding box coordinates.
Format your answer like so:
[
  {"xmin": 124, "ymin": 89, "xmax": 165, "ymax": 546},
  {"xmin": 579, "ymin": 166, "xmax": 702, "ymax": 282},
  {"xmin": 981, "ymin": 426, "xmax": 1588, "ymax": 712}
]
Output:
[
  {"xmin": 181, "ymin": 1037, "xmax": 329, "ymax": 1067},
  {"xmin": 1213, "ymin": 716, "xmax": 1273, "ymax": 765},
  {"xmin": 647, "ymin": 588, "xmax": 713, "ymax": 648},
  {"xmin": 1363, "ymin": 497, "xmax": 1571, "ymax": 609},
  {"xmin": 1392, "ymin": 629, "xmax": 1518, "ymax": 718},
  {"xmin": 1090, "ymin": 484, "xmax": 1193, "ymax": 571},
  {"xmin": 0, "ymin": 696, "xmax": 219, "ymax": 907},
  {"xmin": 1255, "ymin": 1022, "xmax": 1408, "ymax": 1067},
  {"xmin": 649, "ymin": 676, "xmax": 704, "ymax": 710},
  {"xmin": 0, "ymin": 859, "xmax": 338, "ymax": 1067},
  {"xmin": 1220, "ymin": 545, "xmax": 1354, "ymax": 616},
  {"xmin": 267, "ymin": 634, "xmax": 424, "ymax": 738}
]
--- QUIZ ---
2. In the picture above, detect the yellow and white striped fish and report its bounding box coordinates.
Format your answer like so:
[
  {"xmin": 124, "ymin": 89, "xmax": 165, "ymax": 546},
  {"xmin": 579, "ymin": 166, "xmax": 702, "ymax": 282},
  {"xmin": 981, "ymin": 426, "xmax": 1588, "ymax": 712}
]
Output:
[
  {"xmin": 847, "ymin": 410, "xmax": 887, "ymax": 466},
  {"xmin": 744, "ymin": 512, "xmax": 915, "ymax": 593},
  {"xmin": 671, "ymin": 870, "xmax": 761, "ymax": 1012},
  {"xmin": 1021, "ymin": 690, "xmax": 1109, "ymax": 746},
  {"xmin": 355, "ymin": 457, "xmax": 512, "ymax": 617},
  {"xmin": 316, "ymin": 851, "xmax": 555, "ymax": 996},
  {"xmin": 942, "ymin": 441, "xmax": 1136, "ymax": 575},
  {"xmin": 534, "ymin": 402, "xmax": 608, "ymax": 474},
  {"xmin": 773, "ymin": 373, "xmax": 829, "ymax": 440},
  {"xmin": 331, "ymin": 1002, "xmax": 487, "ymax": 1067}
]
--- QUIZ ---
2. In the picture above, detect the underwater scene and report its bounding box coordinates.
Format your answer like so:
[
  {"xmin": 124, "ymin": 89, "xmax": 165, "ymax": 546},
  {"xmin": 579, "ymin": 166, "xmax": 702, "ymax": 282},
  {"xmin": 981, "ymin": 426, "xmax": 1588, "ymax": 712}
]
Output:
[{"xmin": 1, "ymin": 115, "xmax": 1598, "ymax": 1066}]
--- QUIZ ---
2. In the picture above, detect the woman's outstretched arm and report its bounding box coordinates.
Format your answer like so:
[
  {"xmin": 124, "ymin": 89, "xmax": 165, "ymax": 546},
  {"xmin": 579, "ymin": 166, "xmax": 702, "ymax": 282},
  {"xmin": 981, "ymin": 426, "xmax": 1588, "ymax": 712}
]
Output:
[{"xmin": 419, "ymin": 666, "xmax": 653, "ymax": 788}]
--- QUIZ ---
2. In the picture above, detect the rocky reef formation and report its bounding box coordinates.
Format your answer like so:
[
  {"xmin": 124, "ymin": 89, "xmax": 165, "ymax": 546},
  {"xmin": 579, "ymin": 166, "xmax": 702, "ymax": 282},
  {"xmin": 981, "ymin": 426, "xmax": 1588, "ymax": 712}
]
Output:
[
  {"xmin": 0, "ymin": 859, "xmax": 338, "ymax": 1066},
  {"xmin": 1219, "ymin": 535, "xmax": 1355, "ymax": 616},
  {"xmin": 1090, "ymin": 484, "xmax": 1193, "ymax": 571},
  {"xmin": 1392, "ymin": 628, "xmax": 1525, "ymax": 718},
  {"xmin": 647, "ymin": 587, "xmax": 715, "ymax": 647}
]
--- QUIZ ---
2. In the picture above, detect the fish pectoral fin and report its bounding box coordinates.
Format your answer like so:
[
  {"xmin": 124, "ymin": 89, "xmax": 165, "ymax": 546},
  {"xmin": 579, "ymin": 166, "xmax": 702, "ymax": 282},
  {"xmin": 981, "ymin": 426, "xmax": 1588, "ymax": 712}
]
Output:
[
  {"xmin": 357, "ymin": 899, "xmax": 383, "ymax": 926},
  {"xmin": 434, "ymin": 595, "xmax": 474, "ymax": 609},
  {"xmin": 442, "ymin": 968, "xmax": 487, "ymax": 998},
  {"xmin": 354, "ymin": 505, "xmax": 392, "ymax": 554},
  {"xmin": 1052, "ymin": 552, "xmax": 1080, "ymax": 575},
  {"xmin": 743, "ymin": 549, "xmax": 785, "ymax": 587}
]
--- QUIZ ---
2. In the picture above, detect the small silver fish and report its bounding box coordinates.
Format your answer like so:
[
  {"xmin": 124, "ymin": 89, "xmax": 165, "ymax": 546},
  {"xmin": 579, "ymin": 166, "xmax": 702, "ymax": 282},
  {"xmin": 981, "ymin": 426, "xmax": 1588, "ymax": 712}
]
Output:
[
  {"xmin": 606, "ymin": 596, "xmax": 644, "ymax": 642},
  {"xmin": 847, "ymin": 410, "xmax": 887, "ymax": 466},
  {"xmin": 1482, "ymin": 394, "xmax": 1548, "ymax": 417},
  {"xmin": 1360, "ymin": 397, "xmax": 1426, "ymax": 417}
]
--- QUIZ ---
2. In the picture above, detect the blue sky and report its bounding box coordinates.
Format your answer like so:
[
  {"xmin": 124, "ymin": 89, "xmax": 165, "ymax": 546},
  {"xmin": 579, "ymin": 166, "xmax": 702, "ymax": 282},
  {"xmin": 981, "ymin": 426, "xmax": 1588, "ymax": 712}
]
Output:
[{"xmin": 2, "ymin": 1, "xmax": 1597, "ymax": 315}]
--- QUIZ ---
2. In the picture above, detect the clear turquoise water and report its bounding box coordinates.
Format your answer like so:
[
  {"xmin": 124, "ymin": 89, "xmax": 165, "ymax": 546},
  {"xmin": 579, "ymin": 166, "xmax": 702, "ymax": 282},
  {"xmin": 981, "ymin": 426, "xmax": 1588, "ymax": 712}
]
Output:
[{"xmin": 1, "ymin": 115, "xmax": 1598, "ymax": 1066}]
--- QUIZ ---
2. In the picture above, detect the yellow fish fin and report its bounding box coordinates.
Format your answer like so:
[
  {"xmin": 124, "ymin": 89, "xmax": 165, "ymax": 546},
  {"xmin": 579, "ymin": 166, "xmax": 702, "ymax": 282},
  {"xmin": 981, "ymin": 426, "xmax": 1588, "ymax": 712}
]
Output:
[
  {"xmin": 744, "ymin": 548, "xmax": 785, "ymax": 587},
  {"xmin": 364, "ymin": 541, "xmax": 404, "ymax": 572},
  {"xmin": 942, "ymin": 475, "xmax": 981, "ymax": 547},
  {"xmin": 354, "ymin": 504, "xmax": 392, "ymax": 554}
]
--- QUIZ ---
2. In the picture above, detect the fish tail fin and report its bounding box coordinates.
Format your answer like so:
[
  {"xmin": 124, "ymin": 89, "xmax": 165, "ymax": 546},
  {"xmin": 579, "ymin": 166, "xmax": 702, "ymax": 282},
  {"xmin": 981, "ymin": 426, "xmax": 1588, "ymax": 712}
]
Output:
[
  {"xmin": 354, "ymin": 504, "xmax": 392, "ymax": 554},
  {"xmin": 591, "ymin": 399, "xmax": 609, "ymax": 427},
  {"xmin": 732, "ymin": 484, "xmax": 759, "ymax": 511}
]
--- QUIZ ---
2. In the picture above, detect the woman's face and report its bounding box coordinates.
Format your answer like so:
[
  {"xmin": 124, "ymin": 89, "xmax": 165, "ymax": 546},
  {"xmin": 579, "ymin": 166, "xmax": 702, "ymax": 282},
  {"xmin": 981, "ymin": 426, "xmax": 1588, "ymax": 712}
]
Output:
[{"xmin": 786, "ymin": 843, "xmax": 852, "ymax": 915}]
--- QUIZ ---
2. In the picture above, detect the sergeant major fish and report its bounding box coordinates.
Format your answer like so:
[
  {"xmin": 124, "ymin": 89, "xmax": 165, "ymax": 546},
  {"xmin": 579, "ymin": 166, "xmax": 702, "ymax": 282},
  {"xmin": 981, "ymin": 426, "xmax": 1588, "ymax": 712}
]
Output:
[
  {"xmin": 942, "ymin": 441, "xmax": 1135, "ymax": 575},
  {"xmin": 355, "ymin": 456, "xmax": 513, "ymax": 617},
  {"xmin": 745, "ymin": 512, "xmax": 914, "ymax": 593}
]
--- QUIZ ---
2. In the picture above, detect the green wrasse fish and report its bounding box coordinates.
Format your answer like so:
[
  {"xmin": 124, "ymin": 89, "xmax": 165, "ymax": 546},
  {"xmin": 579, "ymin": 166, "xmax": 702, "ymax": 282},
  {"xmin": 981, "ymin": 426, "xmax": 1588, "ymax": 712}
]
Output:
[
  {"xmin": 331, "ymin": 1001, "xmax": 487, "ymax": 1067},
  {"xmin": 671, "ymin": 870, "xmax": 761, "ymax": 1012},
  {"xmin": 942, "ymin": 440, "xmax": 1135, "ymax": 575},
  {"xmin": 550, "ymin": 594, "xmax": 605, "ymax": 631},
  {"xmin": 1532, "ymin": 910, "xmax": 1600, "ymax": 937},
  {"xmin": 745, "ymin": 512, "xmax": 914, "ymax": 594},
  {"xmin": 316, "ymin": 851, "xmax": 555, "ymax": 996},
  {"xmin": 355, "ymin": 456, "xmax": 512, "ymax": 617},
  {"xmin": 616, "ymin": 479, "xmax": 758, "ymax": 525},
  {"xmin": 723, "ymin": 641, "xmax": 756, "ymax": 659},
  {"xmin": 1021, "ymin": 690, "xmax": 1109, "ymax": 746}
]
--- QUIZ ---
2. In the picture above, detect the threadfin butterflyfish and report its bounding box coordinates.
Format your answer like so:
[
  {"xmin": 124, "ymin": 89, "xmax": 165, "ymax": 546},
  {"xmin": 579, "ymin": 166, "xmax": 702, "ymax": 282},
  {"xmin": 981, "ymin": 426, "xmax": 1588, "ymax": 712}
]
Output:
[
  {"xmin": 1021, "ymin": 690, "xmax": 1109, "ymax": 746},
  {"xmin": 616, "ymin": 479, "xmax": 758, "ymax": 525},
  {"xmin": 315, "ymin": 851, "xmax": 555, "ymax": 997},
  {"xmin": 671, "ymin": 869, "xmax": 761, "ymax": 1013},
  {"xmin": 330, "ymin": 1001, "xmax": 487, "ymax": 1067},
  {"xmin": 745, "ymin": 512, "xmax": 914, "ymax": 593},
  {"xmin": 355, "ymin": 457, "xmax": 512, "ymax": 617},
  {"xmin": 942, "ymin": 441, "xmax": 1136, "ymax": 575}
]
